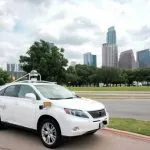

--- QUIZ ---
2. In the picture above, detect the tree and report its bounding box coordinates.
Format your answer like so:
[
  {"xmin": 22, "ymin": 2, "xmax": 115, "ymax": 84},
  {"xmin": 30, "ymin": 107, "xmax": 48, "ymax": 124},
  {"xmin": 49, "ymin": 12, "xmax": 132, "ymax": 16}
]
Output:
[
  {"xmin": 0, "ymin": 68, "xmax": 10, "ymax": 85},
  {"xmin": 75, "ymin": 65, "xmax": 97, "ymax": 86},
  {"xmin": 66, "ymin": 65, "xmax": 98, "ymax": 86},
  {"xmin": 124, "ymin": 69, "xmax": 135, "ymax": 86},
  {"xmin": 20, "ymin": 40, "xmax": 68, "ymax": 84},
  {"xmin": 65, "ymin": 73, "xmax": 80, "ymax": 86},
  {"xmin": 97, "ymin": 67, "xmax": 120, "ymax": 86}
]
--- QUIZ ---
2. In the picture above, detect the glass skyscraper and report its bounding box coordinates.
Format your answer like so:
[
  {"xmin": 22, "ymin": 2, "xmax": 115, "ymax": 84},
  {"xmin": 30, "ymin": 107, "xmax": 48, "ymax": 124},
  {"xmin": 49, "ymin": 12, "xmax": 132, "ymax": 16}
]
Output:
[
  {"xmin": 137, "ymin": 49, "xmax": 150, "ymax": 68},
  {"xmin": 84, "ymin": 52, "xmax": 97, "ymax": 67},
  {"xmin": 92, "ymin": 55, "xmax": 97, "ymax": 67},
  {"xmin": 102, "ymin": 26, "xmax": 118, "ymax": 68},
  {"xmin": 107, "ymin": 26, "xmax": 116, "ymax": 45}
]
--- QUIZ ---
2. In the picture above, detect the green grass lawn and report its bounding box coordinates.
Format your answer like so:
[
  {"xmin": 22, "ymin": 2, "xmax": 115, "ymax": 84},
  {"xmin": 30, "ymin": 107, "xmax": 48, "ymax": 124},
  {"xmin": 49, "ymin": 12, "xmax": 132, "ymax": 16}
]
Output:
[
  {"xmin": 68, "ymin": 86, "xmax": 150, "ymax": 91},
  {"xmin": 108, "ymin": 118, "xmax": 150, "ymax": 136}
]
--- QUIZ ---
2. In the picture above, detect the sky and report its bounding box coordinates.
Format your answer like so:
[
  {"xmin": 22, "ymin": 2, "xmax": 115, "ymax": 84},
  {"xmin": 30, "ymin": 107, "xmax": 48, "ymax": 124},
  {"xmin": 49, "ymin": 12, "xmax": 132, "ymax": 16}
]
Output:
[{"xmin": 0, "ymin": 0, "xmax": 150, "ymax": 69}]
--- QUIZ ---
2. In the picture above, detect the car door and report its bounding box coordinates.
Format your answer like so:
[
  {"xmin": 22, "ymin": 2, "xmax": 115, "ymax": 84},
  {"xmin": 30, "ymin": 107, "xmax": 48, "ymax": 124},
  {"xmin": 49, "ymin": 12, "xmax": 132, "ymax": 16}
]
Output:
[
  {"xmin": 0, "ymin": 88, "xmax": 5, "ymax": 120},
  {"xmin": 0, "ymin": 85, "xmax": 20, "ymax": 123},
  {"xmin": 14, "ymin": 84, "xmax": 40, "ymax": 129}
]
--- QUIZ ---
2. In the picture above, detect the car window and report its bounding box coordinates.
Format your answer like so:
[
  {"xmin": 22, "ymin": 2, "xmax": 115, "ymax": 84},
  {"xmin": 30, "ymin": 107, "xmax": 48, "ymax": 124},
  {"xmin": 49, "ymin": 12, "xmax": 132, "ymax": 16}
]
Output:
[
  {"xmin": 0, "ymin": 89, "xmax": 5, "ymax": 96},
  {"xmin": 18, "ymin": 85, "xmax": 40, "ymax": 100},
  {"xmin": 4, "ymin": 85, "xmax": 20, "ymax": 97}
]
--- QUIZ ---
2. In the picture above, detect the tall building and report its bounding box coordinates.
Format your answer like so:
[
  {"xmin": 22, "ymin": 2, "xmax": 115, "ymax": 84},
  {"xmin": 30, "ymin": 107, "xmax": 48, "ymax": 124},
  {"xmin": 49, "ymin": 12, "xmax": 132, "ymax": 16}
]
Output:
[
  {"xmin": 107, "ymin": 26, "xmax": 116, "ymax": 45},
  {"xmin": 92, "ymin": 55, "xmax": 97, "ymax": 67},
  {"xmin": 102, "ymin": 43, "xmax": 118, "ymax": 68},
  {"xmin": 102, "ymin": 26, "xmax": 118, "ymax": 68},
  {"xmin": 7, "ymin": 63, "xmax": 25, "ymax": 80},
  {"xmin": 7, "ymin": 63, "xmax": 23, "ymax": 72},
  {"xmin": 84, "ymin": 52, "xmax": 97, "ymax": 67},
  {"xmin": 119, "ymin": 49, "xmax": 136, "ymax": 69},
  {"xmin": 137, "ymin": 49, "xmax": 150, "ymax": 68}
]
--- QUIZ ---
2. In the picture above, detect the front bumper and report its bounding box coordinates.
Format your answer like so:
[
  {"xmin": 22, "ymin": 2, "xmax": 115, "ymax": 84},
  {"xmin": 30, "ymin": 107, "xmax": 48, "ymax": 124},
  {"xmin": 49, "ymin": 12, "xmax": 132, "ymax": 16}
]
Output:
[{"xmin": 61, "ymin": 112, "xmax": 109, "ymax": 137}]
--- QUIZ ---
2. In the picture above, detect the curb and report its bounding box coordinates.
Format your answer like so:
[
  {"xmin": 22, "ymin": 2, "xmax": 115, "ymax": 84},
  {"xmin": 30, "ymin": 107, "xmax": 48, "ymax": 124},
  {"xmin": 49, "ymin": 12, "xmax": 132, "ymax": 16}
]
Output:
[{"xmin": 103, "ymin": 128, "xmax": 150, "ymax": 142}]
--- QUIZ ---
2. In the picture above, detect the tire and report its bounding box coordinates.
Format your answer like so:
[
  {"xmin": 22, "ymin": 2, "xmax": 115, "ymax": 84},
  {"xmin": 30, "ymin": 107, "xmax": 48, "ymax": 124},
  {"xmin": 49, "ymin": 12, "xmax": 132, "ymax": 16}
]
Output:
[
  {"xmin": 0, "ymin": 118, "xmax": 5, "ymax": 129},
  {"xmin": 39, "ymin": 119, "xmax": 61, "ymax": 148}
]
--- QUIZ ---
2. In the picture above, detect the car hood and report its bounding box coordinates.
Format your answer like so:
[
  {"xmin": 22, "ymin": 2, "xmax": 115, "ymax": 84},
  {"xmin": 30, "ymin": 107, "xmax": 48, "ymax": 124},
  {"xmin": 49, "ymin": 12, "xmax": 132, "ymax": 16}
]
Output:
[{"xmin": 51, "ymin": 97, "xmax": 105, "ymax": 111}]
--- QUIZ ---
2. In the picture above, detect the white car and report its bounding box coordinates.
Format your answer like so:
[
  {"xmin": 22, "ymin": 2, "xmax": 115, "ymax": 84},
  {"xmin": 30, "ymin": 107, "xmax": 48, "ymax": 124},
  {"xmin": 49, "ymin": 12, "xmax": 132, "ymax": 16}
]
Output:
[{"xmin": 0, "ymin": 80, "xmax": 109, "ymax": 148}]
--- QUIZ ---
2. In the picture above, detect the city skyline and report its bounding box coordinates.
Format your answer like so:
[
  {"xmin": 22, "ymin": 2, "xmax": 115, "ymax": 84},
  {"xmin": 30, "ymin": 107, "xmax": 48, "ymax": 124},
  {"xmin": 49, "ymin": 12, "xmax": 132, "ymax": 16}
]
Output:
[
  {"xmin": 0, "ymin": 0, "xmax": 150, "ymax": 68},
  {"xmin": 2, "ymin": 25, "xmax": 150, "ymax": 70}
]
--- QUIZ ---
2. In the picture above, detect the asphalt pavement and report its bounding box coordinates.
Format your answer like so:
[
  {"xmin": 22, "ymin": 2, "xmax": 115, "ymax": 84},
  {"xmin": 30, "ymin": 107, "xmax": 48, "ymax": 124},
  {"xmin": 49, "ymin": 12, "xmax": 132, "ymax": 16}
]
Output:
[
  {"xmin": 76, "ymin": 91, "xmax": 150, "ymax": 121},
  {"xmin": 98, "ymin": 99, "xmax": 150, "ymax": 121},
  {"xmin": 0, "ymin": 127, "xmax": 150, "ymax": 150}
]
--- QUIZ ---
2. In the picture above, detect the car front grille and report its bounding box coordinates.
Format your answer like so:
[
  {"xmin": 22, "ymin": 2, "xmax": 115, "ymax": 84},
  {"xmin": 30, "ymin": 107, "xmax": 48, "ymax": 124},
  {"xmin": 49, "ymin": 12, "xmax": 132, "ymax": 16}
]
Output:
[{"xmin": 88, "ymin": 109, "xmax": 106, "ymax": 118}]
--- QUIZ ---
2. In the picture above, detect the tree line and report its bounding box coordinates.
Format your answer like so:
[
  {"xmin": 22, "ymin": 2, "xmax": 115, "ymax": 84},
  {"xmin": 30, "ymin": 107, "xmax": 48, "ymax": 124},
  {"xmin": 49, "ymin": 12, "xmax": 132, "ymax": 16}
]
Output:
[
  {"xmin": 66, "ymin": 65, "xmax": 150, "ymax": 86},
  {"xmin": 1, "ymin": 40, "xmax": 150, "ymax": 86}
]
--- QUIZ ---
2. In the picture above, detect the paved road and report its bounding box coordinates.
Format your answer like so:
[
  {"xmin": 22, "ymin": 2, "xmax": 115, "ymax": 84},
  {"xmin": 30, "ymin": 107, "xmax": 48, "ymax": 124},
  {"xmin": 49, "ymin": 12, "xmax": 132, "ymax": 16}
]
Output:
[
  {"xmin": 76, "ymin": 91, "xmax": 150, "ymax": 120},
  {"xmin": 99, "ymin": 99, "xmax": 150, "ymax": 121},
  {"xmin": 0, "ymin": 127, "xmax": 150, "ymax": 150},
  {"xmin": 77, "ymin": 91, "xmax": 150, "ymax": 99}
]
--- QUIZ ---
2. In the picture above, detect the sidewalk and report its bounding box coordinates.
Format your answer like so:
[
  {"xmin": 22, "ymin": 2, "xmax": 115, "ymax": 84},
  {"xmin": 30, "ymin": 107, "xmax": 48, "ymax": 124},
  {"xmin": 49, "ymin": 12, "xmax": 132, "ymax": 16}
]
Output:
[{"xmin": 0, "ymin": 128, "xmax": 150, "ymax": 150}]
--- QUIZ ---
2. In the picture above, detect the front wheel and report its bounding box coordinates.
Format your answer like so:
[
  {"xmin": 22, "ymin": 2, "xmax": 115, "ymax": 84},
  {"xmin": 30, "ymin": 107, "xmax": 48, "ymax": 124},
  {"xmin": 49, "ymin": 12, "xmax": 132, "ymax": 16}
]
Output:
[
  {"xmin": 0, "ymin": 118, "xmax": 5, "ymax": 129},
  {"xmin": 39, "ymin": 119, "xmax": 61, "ymax": 148}
]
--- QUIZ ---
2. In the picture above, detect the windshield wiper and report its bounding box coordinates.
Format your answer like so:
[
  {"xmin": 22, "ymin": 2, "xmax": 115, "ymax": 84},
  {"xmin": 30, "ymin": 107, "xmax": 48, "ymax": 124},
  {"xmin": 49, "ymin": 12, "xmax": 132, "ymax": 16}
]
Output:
[
  {"xmin": 48, "ymin": 97, "xmax": 75, "ymax": 100},
  {"xmin": 48, "ymin": 98, "xmax": 62, "ymax": 100},
  {"xmin": 64, "ymin": 97, "xmax": 74, "ymax": 99}
]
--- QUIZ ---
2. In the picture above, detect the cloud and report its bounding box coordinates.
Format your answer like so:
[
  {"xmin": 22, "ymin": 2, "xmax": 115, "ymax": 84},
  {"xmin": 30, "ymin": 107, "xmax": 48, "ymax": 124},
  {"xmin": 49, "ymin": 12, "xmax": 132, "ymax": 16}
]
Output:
[
  {"xmin": 0, "ymin": 41, "xmax": 22, "ymax": 69},
  {"xmin": 51, "ymin": 10, "xmax": 67, "ymax": 20},
  {"xmin": 113, "ymin": 0, "xmax": 131, "ymax": 4},
  {"xmin": 64, "ymin": 49, "xmax": 82, "ymax": 60},
  {"xmin": 0, "ymin": 16, "xmax": 16, "ymax": 31},
  {"xmin": 129, "ymin": 26, "xmax": 150, "ymax": 41},
  {"xmin": 0, "ymin": 0, "xmax": 150, "ymax": 68},
  {"xmin": 58, "ymin": 32, "xmax": 90, "ymax": 45},
  {"xmin": 65, "ymin": 17, "xmax": 99, "ymax": 31},
  {"xmin": 0, "ymin": 1, "xmax": 17, "ymax": 31},
  {"xmin": 37, "ymin": 31, "xmax": 91, "ymax": 46},
  {"xmin": 118, "ymin": 37, "xmax": 128, "ymax": 47},
  {"xmin": 14, "ymin": 0, "xmax": 51, "ymax": 5}
]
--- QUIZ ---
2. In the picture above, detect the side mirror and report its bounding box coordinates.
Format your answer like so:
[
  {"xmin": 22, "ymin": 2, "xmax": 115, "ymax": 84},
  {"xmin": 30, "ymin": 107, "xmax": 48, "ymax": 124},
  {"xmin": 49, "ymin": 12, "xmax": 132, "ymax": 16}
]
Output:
[
  {"xmin": 72, "ymin": 91, "xmax": 80, "ymax": 98},
  {"xmin": 72, "ymin": 91, "xmax": 76, "ymax": 95},
  {"xmin": 25, "ymin": 93, "xmax": 36, "ymax": 100}
]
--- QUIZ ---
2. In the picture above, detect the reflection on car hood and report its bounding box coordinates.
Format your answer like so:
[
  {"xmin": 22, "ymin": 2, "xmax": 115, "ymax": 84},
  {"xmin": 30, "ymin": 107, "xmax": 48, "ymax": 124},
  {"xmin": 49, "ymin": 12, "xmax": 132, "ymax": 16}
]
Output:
[{"xmin": 51, "ymin": 97, "xmax": 105, "ymax": 111}]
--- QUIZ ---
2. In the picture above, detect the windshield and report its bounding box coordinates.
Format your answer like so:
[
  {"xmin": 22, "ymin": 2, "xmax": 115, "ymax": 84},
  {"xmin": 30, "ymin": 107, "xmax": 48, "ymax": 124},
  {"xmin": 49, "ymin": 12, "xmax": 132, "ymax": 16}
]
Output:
[{"xmin": 35, "ymin": 84, "xmax": 77, "ymax": 100}]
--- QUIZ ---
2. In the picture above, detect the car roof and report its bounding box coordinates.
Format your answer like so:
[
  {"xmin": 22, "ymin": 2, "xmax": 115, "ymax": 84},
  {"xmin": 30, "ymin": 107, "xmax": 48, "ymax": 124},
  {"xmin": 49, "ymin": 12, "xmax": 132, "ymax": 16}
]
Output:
[{"xmin": 0, "ymin": 81, "xmax": 56, "ymax": 88}]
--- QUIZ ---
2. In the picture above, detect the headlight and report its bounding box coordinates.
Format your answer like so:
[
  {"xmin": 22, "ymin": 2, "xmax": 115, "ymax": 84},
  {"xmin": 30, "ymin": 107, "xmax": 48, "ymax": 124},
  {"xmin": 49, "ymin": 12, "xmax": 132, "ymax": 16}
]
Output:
[{"xmin": 64, "ymin": 108, "xmax": 89, "ymax": 118}]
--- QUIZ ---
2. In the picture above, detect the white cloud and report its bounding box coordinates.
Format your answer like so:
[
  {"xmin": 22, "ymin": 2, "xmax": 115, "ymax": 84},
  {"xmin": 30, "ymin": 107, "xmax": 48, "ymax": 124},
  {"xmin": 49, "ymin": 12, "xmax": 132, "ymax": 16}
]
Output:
[{"xmin": 0, "ymin": 0, "xmax": 150, "ymax": 68}]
